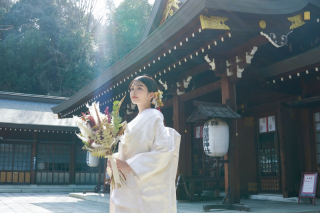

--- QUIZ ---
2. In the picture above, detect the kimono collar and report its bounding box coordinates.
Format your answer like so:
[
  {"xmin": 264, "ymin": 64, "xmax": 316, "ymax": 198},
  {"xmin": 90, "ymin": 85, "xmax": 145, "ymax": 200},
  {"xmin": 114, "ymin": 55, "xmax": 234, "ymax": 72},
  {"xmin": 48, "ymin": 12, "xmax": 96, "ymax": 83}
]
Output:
[{"xmin": 127, "ymin": 108, "xmax": 163, "ymax": 134}]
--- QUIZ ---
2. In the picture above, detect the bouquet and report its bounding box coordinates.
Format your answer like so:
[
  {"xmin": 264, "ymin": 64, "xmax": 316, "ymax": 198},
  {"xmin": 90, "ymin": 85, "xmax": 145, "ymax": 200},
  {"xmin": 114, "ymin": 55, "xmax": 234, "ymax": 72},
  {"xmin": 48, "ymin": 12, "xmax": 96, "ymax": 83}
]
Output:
[{"xmin": 73, "ymin": 96, "xmax": 127, "ymax": 189}]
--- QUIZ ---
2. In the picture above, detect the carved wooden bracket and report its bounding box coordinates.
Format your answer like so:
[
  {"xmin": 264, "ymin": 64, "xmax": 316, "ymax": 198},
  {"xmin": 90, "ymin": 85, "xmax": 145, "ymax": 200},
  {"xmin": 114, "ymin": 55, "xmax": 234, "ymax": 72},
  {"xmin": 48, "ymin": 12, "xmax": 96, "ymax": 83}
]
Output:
[
  {"xmin": 226, "ymin": 46, "xmax": 258, "ymax": 78},
  {"xmin": 158, "ymin": 79, "xmax": 168, "ymax": 90},
  {"xmin": 204, "ymin": 55, "xmax": 226, "ymax": 77},
  {"xmin": 176, "ymin": 76, "xmax": 192, "ymax": 96}
]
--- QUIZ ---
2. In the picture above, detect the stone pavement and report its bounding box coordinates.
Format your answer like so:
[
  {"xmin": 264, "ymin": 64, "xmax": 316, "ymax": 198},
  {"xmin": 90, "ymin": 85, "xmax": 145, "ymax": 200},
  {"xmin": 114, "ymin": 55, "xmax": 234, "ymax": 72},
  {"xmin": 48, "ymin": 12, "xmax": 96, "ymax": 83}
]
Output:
[
  {"xmin": 0, "ymin": 185, "xmax": 96, "ymax": 193},
  {"xmin": 1, "ymin": 192, "xmax": 320, "ymax": 213},
  {"xmin": 0, "ymin": 193, "xmax": 107, "ymax": 213}
]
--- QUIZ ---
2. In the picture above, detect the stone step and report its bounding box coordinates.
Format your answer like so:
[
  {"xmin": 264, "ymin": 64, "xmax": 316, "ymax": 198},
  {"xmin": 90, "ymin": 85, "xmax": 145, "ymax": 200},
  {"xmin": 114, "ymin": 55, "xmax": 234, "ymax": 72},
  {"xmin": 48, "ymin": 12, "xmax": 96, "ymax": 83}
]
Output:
[
  {"xmin": 248, "ymin": 194, "xmax": 320, "ymax": 204},
  {"xmin": 69, "ymin": 192, "xmax": 110, "ymax": 204},
  {"xmin": 0, "ymin": 185, "xmax": 97, "ymax": 193}
]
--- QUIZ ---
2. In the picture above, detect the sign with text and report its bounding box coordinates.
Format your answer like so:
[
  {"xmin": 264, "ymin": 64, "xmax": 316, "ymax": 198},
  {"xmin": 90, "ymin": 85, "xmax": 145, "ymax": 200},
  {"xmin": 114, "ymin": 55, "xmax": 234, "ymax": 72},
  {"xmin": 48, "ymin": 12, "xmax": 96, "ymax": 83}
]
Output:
[
  {"xmin": 302, "ymin": 174, "xmax": 316, "ymax": 194},
  {"xmin": 298, "ymin": 172, "xmax": 318, "ymax": 206}
]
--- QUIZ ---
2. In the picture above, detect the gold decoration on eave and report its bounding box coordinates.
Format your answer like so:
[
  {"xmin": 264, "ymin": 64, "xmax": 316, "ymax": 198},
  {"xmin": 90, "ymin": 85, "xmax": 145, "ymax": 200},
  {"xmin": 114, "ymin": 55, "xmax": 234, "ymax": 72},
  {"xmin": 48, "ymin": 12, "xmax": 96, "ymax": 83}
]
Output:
[
  {"xmin": 163, "ymin": 0, "xmax": 181, "ymax": 21},
  {"xmin": 304, "ymin": 11, "xmax": 310, "ymax": 20},
  {"xmin": 259, "ymin": 20, "xmax": 266, "ymax": 29},
  {"xmin": 200, "ymin": 15, "xmax": 230, "ymax": 30},
  {"xmin": 288, "ymin": 14, "xmax": 305, "ymax": 29}
]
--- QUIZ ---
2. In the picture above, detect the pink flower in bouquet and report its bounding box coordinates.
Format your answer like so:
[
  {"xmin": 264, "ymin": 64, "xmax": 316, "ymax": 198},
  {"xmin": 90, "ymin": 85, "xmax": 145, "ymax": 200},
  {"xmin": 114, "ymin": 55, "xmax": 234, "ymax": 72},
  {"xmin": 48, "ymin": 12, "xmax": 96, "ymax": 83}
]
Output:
[
  {"xmin": 81, "ymin": 112, "xmax": 97, "ymax": 128},
  {"xmin": 105, "ymin": 106, "xmax": 111, "ymax": 123},
  {"xmin": 87, "ymin": 115, "xmax": 96, "ymax": 128}
]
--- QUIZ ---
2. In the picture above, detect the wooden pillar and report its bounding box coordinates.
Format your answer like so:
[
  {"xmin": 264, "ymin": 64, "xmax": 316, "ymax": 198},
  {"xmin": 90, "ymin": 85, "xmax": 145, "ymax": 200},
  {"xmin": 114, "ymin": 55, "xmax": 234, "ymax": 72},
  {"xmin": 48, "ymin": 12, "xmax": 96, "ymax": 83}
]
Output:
[
  {"xmin": 185, "ymin": 123, "xmax": 192, "ymax": 176},
  {"xmin": 69, "ymin": 137, "xmax": 75, "ymax": 184},
  {"xmin": 221, "ymin": 75, "xmax": 240, "ymax": 204},
  {"xmin": 173, "ymin": 95, "xmax": 186, "ymax": 175},
  {"xmin": 30, "ymin": 132, "xmax": 37, "ymax": 184},
  {"xmin": 103, "ymin": 158, "xmax": 108, "ymax": 193},
  {"xmin": 277, "ymin": 102, "xmax": 288, "ymax": 198}
]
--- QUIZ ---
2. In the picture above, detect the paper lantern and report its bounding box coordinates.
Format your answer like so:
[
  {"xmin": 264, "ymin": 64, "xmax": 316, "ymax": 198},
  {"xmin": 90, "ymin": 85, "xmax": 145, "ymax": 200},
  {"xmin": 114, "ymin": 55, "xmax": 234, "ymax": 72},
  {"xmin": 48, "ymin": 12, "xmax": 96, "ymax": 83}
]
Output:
[
  {"xmin": 203, "ymin": 118, "xmax": 229, "ymax": 156},
  {"xmin": 86, "ymin": 151, "xmax": 99, "ymax": 167}
]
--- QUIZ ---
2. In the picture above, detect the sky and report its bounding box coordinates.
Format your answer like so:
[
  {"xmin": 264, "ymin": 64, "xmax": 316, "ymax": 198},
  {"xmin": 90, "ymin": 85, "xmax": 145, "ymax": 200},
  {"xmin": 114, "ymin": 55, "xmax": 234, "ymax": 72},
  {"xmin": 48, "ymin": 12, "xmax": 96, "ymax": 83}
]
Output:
[{"xmin": 94, "ymin": 0, "xmax": 155, "ymax": 18}]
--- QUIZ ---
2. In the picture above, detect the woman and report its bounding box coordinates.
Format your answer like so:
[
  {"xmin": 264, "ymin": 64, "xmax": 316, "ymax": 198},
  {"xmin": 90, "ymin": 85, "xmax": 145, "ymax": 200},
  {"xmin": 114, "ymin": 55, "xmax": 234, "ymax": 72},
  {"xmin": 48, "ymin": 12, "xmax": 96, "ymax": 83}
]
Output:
[{"xmin": 107, "ymin": 75, "xmax": 181, "ymax": 213}]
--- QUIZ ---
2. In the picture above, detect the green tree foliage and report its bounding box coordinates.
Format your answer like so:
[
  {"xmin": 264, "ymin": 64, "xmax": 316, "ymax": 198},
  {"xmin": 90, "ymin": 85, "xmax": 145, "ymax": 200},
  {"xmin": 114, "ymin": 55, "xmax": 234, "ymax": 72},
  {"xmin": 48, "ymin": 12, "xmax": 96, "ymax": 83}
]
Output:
[
  {"xmin": 0, "ymin": 0, "xmax": 152, "ymax": 97},
  {"xmin": 98, "ymin": 0, "xmax": 152, "ymax": 68},
  {"xmin": 0, "ymin": 0, "xmax": 12, "ymax": 21}
]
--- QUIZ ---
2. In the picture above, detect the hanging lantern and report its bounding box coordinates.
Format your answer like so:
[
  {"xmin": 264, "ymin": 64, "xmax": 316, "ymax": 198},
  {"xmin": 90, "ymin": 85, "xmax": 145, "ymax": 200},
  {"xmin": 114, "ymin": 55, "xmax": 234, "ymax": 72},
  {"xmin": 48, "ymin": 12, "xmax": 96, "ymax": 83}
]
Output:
[
  {"xmin": 86, "ymin": 151, "xmax": 99, "ymax": 167},
  {"xmin": 203, "ymin": 118, "xmax": 229, "ymax": 156}
]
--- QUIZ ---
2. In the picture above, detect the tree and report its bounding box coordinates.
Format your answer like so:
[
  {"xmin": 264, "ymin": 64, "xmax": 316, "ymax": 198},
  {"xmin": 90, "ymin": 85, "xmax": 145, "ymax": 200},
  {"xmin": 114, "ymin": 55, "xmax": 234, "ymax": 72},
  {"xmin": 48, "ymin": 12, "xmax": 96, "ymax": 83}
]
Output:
[
  {"xmin": 0, "ymin": 0, "xmax": 100, "ymax": 96},
  {"xmin": 102, "ymin": 0, "xmax": 152, "ymax": 67},
  {"xmin": 0, "ymin": 0, "xmax": 153, "ymax": 97},
  {"xmin": 0, "ymin": 0, "xmax": 13, "ymax": 31}
]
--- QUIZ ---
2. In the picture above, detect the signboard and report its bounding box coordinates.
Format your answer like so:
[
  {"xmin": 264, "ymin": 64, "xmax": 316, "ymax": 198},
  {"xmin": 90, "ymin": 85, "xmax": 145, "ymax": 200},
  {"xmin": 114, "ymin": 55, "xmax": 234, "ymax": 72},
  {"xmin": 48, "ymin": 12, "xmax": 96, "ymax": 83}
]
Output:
[
  {"xmin": 195, "ymin": 126, "xmax": 203, "ymax": 139},
  {"xmin": 259, "ymin": 115, "xmax": 276, "ymax": 133},
  {"xmin": 298, "ymin": 172, "xmax": 318, "ymax": 206},
  {"xmin": 245, "ymin": 117, "xmax": 254, "ymax": 126}
]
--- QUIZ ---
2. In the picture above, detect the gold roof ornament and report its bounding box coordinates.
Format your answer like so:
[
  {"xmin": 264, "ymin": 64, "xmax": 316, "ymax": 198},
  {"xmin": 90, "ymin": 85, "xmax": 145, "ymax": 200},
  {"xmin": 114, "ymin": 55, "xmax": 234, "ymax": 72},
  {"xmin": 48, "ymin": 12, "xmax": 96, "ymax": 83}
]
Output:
[
  {"xmin": 288, "ymin": 14, "xmax": 305, "ymax": 29},
  {"xmin": 200, "ymin": 15, "xmax": 230, "ymax": 30},
  {"xmin": 304, "ymin": 11, "xmax": 310, "ymax": 20},
  {"xmin": 259, "ymin": 20, "xmax": 267, "ymax": 29},
  {"xmin": 163, "ymin": 0, "xmax": 181, "ymax": 21}
]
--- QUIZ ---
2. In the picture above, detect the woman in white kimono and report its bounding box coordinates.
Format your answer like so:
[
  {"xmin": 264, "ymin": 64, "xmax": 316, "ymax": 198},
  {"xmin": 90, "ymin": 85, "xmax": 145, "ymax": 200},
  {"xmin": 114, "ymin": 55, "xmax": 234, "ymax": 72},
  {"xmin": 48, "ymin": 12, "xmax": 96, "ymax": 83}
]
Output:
[{"xmin": 107, "ymin": 75, "xmax": 181, "ymax": 213}]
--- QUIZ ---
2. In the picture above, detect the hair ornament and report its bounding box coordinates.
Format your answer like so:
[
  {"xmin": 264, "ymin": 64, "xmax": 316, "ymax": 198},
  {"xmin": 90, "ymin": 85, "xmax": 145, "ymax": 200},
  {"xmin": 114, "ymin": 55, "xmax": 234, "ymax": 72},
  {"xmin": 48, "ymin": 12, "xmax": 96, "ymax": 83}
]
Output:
[{"xmin": 152, "ymin": 90, "xmax": 164, "ymax": 109}]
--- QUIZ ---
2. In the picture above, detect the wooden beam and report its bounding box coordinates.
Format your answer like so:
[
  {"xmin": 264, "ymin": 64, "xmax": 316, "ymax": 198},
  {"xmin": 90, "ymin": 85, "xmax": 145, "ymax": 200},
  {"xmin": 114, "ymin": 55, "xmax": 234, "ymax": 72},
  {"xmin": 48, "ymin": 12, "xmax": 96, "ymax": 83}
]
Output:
[
  {"xmin": 179, "ymin": 63, "xmax": 211, "ymax": 80},
  {"xmin": 224, "ymin": 35, "xmax": 268, "ymax": 59},
  {"xmin": 179, "ymin": 80, "xmax": 221, "ymax": 102}
]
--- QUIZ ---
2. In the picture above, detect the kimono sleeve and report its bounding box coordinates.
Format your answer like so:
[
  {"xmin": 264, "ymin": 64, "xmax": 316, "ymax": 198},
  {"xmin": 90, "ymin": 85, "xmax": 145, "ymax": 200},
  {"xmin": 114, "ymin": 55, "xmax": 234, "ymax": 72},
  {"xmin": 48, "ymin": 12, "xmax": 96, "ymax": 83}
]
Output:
[
  {"xmin": 106, "ymin": 152, "xmax": 120, "ymax": 177},
  {"xmin": 125, "ymin": 116, "xmax": 174, "ymax": 180}
]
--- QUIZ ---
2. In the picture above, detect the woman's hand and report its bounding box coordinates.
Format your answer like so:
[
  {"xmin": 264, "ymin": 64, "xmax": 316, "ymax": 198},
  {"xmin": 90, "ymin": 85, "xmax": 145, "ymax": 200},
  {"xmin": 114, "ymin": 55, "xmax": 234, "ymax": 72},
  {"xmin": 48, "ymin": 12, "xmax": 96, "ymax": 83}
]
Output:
[
  {"xmin": 107, "ymin": 158, "xmax": 132, "ymax": 171},
  {"xmin": 107, "ymin": 159, "xmax": 112, "ymax": 170}
]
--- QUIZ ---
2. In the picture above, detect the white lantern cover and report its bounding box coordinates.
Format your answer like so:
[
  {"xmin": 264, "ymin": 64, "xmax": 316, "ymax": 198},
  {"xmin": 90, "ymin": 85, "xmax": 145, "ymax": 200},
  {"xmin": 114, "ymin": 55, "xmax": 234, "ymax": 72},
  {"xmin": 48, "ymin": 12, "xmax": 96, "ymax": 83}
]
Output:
[
  {"xmin": 203, "ymin": 118, "xmax": 229, "ymax": 156},
  {"xmin": 86, "ymin": 151, "xmax": 99, "ymax": 167}
]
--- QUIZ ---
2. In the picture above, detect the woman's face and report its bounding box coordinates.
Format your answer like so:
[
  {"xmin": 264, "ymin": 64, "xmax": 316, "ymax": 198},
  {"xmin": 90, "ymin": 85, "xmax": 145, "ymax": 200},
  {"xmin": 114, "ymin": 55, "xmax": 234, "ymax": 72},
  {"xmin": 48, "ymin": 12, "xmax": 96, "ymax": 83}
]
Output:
[{"xmin": 130, "ymin": 80, "xmax": 154, "ymax": 106}]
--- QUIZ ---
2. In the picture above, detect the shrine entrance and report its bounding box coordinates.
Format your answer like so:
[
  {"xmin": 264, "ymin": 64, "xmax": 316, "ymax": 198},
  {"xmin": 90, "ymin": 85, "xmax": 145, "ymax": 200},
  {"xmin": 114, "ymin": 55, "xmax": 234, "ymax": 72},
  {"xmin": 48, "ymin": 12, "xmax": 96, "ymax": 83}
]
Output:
[{"xmin": 257, "ymin": 115, "xmax": 281, "ymax": 193}]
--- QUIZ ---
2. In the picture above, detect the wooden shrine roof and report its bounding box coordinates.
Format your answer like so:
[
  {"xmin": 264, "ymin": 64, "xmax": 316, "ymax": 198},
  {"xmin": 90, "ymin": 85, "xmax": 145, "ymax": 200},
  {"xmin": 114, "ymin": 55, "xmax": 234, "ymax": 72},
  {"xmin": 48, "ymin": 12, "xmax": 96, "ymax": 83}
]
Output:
[
  {"xmin": 0, "ymin": 91, "xmax": 76, "ymax": 131},
  {"xmin": 142, "ymin": 0, "xmax": 320, "ymax": 40},
  {"xmin": 51, "ymin": 0, "xmax": 320, "ymax": 117}
]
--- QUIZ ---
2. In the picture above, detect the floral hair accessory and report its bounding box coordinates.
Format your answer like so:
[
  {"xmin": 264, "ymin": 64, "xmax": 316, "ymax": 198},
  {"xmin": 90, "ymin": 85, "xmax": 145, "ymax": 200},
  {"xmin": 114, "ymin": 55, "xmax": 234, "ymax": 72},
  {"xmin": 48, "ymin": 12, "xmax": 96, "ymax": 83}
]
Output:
[{"xmin": 152, "ymin": 90, "xmax": 164, "ymax": 108}]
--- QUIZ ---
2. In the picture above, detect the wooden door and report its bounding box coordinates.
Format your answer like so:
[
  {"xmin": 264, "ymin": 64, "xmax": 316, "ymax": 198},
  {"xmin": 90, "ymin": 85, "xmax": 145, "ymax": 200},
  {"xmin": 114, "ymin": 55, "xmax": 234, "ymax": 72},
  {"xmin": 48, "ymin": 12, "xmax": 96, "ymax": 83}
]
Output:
[
  {"xmin": 75, "ymin": 146, "xmax": 101, "ymax": 184},
  {"xmin": 0, "ymin": 143, "xmax": 32, "ymax": 184},
  {"xmin": 36, "ymin": 144, "xmax": 71, "ymax": 184}
]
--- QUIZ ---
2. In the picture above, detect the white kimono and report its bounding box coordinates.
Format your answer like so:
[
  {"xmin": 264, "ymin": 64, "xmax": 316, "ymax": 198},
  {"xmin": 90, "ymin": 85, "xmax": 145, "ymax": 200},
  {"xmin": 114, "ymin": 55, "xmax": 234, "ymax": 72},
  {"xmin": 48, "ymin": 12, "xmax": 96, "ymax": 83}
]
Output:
[{"xmin": 108, "ymin": 108, "xmax": 181, "ymax": 213}]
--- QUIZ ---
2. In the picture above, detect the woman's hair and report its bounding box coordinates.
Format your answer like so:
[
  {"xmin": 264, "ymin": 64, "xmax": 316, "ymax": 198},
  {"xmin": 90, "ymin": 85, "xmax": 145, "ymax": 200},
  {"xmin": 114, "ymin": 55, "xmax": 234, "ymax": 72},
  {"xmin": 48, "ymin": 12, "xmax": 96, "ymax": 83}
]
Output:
[{"xmin": 129, "ymin": 75, "xmax": 158, "ymax": 93}]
